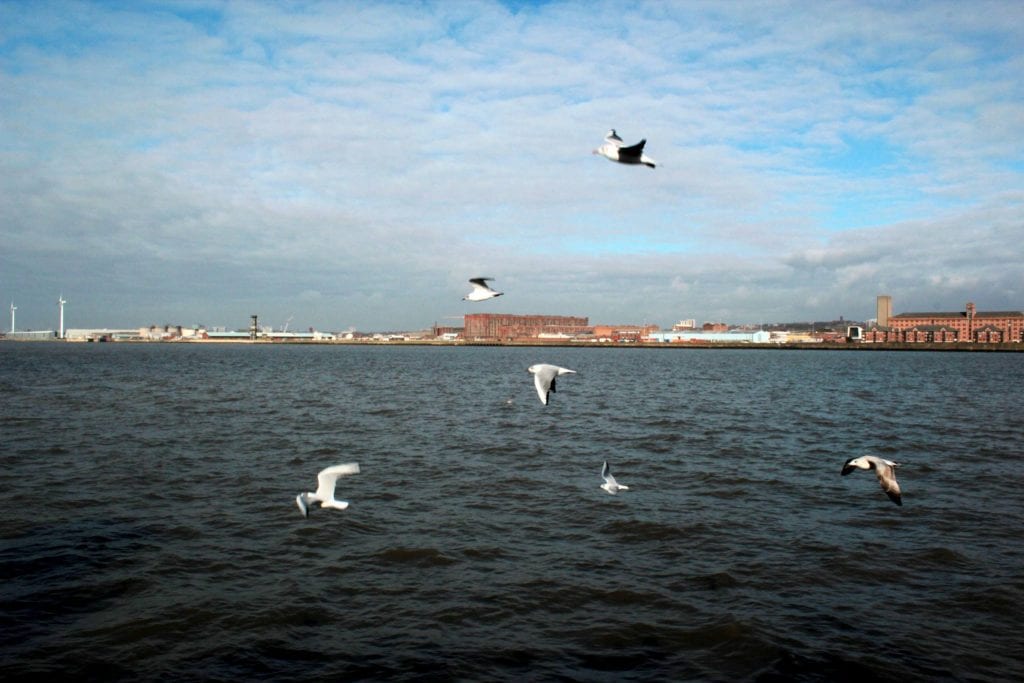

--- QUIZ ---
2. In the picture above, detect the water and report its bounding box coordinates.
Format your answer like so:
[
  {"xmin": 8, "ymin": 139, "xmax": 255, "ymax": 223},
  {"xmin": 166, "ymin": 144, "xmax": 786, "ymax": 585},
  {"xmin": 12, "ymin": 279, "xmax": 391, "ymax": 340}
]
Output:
[{"xmin": 2, "ymin": 343, "xmax": 1022, "ymax": 681}]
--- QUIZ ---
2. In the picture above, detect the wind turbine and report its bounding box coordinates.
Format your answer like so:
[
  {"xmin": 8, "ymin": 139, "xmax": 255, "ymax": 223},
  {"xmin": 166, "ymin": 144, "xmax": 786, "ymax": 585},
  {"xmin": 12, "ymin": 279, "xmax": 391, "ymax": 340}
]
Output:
[
  {"xmin": 9, "ymin": 301, "xmax": 15, "ymax": 333},
  {"xmin": 57, "ymin": 294, "xmax": 67, "ymax": 339}
]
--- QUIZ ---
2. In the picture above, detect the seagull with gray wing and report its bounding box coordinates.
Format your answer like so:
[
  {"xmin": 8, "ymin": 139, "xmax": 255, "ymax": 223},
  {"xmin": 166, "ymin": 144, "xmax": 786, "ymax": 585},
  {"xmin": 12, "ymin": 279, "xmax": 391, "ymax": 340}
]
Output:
[{"xmin": 841, "ymin": 455, "xmax": 902, "ymax": 506}]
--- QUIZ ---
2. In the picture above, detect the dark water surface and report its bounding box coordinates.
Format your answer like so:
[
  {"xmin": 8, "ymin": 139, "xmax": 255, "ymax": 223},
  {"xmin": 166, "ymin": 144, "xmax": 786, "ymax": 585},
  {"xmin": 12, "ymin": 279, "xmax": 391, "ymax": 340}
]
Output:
[{"xmin": 2, "ymin": 343, "xmax": 1022, "ymax": 681}]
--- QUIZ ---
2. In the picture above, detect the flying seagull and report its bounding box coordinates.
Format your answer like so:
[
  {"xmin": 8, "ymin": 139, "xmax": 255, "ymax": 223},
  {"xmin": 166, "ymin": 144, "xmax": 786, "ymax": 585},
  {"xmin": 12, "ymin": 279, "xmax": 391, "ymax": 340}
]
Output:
[
  {"xmin": 527, "ymin": 363, "xmax": 576, "ymax": 405},
  {"xmin": 593, "ymin": 129, "xmax": 656, "ymax": 168},
  {"xmin": 296, "ymin": 462, "xmax": 360, "ymax": 517},
  {"xmin": 463, "ymin": 277, "xmax": 504, "ymax": 301},
  {"xmin": 841, "ymin": 455, "xmax": 902, "ymax": 506},
  {"xmin": 601, "ymin": 460, "xmax": 629, "ymax": 495}
]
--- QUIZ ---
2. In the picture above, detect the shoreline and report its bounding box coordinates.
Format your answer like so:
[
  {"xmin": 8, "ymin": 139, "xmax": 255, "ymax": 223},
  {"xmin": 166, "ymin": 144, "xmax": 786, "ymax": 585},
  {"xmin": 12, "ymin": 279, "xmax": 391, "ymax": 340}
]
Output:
[{"xmin": 3, "ymin": 338, "xmax": 1022, "ymax": 352}]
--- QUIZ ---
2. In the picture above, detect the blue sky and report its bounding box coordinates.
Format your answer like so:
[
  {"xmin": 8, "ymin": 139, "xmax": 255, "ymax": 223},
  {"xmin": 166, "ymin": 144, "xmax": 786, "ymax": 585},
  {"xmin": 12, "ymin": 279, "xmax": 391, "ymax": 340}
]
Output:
[{"xmin": 2, "ymin": 0, "xmax": 1022, "ymax": 332}]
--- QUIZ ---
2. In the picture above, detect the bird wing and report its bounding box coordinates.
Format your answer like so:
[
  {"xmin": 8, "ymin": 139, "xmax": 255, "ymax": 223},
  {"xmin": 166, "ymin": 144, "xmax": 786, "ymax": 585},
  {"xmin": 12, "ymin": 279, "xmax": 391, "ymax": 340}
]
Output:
[
  {"xmin": 604, "ymin": 130, "xmax": 624, "ymax": 146},
  {"xmin": 469, "ymin": 278, "xmax": 494, "ymax": 291},
  {"xmin": 616, "ymin": 139, "xmax": 647, "ymax": 159},
  {"xmin": 533, "ymin": 370, "xmax": 553, "ymax": 404},
  {"xmin": 875, "ymin": 463, "xmax": 902, "ymax": 505},
  {"xmin": 316, "ymin": 463, "xmax": 360, "ymax": 499}
]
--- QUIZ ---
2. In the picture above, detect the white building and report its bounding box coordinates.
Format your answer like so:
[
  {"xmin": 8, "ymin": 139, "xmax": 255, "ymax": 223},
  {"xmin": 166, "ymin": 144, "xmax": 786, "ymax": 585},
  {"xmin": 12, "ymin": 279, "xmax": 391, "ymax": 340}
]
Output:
[
  {"xmin": 646, "ymin": 330, "xmax": 772, "ymax": 344},
  {"xmin": 64, "ymin": 328, "xmax": 143, "ymax": 341}
]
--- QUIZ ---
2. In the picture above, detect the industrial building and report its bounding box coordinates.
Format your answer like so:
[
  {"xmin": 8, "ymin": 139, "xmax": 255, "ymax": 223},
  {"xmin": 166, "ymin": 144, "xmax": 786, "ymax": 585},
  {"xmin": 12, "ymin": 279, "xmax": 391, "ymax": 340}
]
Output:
[
  {"xmin": 3, "ymin": 330, "xmax": 57, "ymax": 341},
  {"xmin": 646, "ymin": 330, "xmax": 771, "ymax": 344},
  {"xmin": 591, "ymin": 324, "xmax": 660, "ymax": 343},
  {"xmin": 463, "ymin": 313, "xmax": 589, "ymax": 341}
]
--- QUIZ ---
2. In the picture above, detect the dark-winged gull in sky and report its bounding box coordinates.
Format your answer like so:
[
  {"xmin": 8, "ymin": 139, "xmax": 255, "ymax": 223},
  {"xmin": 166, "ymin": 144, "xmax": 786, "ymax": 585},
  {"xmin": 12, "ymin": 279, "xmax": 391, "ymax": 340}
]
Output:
[
  {"xmin": 841, "ymin": 455, "xmax": 902, "ymax": 506},
  {"xmin": 593, "ymin": 129, "xmax": 656, "ymax": 168},
  {"xmin": 463, "ymin": 277, "xmax": 504, "ymax": 301},
  {"xmin": 296, "ymin": 462, "xmax": 360, "ymax": 517},
  {"xmin": 527, "ymin": 363, "xmax": 576, "ymax": 405},
  {"xmin": 601, "ymin": 460, "xmax": 629, "ymax": 495}
]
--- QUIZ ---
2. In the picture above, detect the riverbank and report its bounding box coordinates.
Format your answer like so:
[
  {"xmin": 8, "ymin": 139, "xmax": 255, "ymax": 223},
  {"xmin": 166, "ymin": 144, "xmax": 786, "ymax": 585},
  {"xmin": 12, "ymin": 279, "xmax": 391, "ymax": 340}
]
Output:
[{"xmin": 4, "ymin": 338, "xmax": 1022, "ymax": 351}]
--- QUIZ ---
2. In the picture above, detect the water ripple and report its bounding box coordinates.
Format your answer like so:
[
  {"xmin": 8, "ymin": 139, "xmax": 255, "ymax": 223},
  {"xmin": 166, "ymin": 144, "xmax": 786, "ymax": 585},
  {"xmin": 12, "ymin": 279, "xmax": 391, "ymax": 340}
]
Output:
[{"xmin": 1, "ymin": 344, "xmax": 1022, "ymax": 681}]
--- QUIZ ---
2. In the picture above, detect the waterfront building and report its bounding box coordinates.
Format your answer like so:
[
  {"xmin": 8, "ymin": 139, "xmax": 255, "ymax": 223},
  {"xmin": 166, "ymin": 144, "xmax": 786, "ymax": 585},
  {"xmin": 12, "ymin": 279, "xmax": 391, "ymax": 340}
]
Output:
[
  {"xmin": 64, "ymin": 328, "xmax": 144, "ymax": 341},
  {"xmin": 3, "ymin": 330, "xmax": 57, "ymax": 341},
  {"xmin": 646, "ymin": 330, "xmax": 771, "ymax": 344},
  {"xmin": 590, "ymin": 324, "xmax": 660, "ymax": 343},
  {"xmin": 865, "ymin": 301, "xmax": 1024, "ymax": 343},
  {"xmin": 463, "ymin": 313, "xmax": 588, "ymax": 341},
  {"xmin": 770, "ymin": 330, "xmax": 822, "ymax": 344},
  {"xmin": 431, "ymin": 324, "xmax": 464, "ymax": 339}
]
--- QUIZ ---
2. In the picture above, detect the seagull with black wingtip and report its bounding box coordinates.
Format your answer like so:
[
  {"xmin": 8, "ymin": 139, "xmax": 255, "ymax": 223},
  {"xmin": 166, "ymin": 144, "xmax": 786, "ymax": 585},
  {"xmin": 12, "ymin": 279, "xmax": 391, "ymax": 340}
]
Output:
[
  {"xmin": 527, "ymin": 363, "xmax": 576, "ymax": 405},
  {"xmin": 463, "ymin": 277, "xmax": 503, "ymax": 302},
  {"xmin": 593, "ymin": 129, "xmax": 657, "ymax": 168},
  {"xmin": 841, "ymin": 455, "xmax": 903, "ymax": 506}
]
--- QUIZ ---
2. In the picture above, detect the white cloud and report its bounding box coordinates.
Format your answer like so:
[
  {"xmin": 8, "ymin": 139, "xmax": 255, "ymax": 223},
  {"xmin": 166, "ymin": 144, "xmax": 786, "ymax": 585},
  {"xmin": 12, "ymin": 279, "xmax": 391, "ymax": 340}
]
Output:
[{"xmin": 1, "ymin": 0, "xmax": 1022, "ymax": 330}]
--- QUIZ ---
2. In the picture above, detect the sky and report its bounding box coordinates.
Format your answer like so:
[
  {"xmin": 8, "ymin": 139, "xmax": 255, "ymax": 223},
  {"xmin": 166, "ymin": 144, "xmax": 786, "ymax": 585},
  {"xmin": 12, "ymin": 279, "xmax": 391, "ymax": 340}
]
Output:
[{"xmin": 2, "ymin": 0, "xmax": 1023, "ymax": 333}]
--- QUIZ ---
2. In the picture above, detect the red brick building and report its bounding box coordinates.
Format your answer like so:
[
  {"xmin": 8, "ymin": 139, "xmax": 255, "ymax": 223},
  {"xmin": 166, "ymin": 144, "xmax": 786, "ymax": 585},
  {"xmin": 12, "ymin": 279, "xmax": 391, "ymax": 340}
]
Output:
[
  {"xmin": 865, "ymin": 302, "xmax": 1024, "ymax": 343},
  {"xmin": 463, "ymin": 313, "xmax": 589, "ymax": 341}
]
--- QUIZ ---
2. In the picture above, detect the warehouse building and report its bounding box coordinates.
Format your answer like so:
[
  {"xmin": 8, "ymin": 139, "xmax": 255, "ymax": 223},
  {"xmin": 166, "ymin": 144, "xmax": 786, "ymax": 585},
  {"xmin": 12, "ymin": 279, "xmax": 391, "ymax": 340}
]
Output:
[
  {"xmin": 463, "ymin": 314, "xmax": 589, "ymax": 341},
  {"xmin": 865, "ymin": 301, "xmax": 1024, "ymax": 343}
]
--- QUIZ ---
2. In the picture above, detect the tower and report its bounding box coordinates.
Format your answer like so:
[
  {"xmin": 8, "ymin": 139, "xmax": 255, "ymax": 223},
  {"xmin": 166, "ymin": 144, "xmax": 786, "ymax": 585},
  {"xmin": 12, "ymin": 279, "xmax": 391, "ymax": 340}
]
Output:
[
  {"xmin": 250, "ymin": 314, "xmax": 259, "ymax": 341},
  {"xmin": 876, "ymin": 295, "xmax": 892, "ymax": 328},
  {"xmin": 9, "ymin": 301, "xmax": 15, "ymax": 333},
  {"xmin": 58, "ymin": 294, "xmax": 66, "ymax": 339}
]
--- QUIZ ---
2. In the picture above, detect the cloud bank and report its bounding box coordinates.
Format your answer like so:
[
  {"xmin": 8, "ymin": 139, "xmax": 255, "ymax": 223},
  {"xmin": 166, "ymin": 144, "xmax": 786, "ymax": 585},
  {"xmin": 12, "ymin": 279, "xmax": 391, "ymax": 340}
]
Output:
[{"xmin": 2, "ymin": 0, "xmax": 1022, "ymax": 331}]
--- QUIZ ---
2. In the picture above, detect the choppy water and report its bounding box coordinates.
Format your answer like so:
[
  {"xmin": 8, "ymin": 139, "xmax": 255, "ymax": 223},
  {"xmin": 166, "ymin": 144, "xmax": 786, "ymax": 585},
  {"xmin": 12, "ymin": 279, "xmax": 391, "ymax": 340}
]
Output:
[{"xmin": 1, "ymin": 343, "xmax": 1022, "ymax": 681}]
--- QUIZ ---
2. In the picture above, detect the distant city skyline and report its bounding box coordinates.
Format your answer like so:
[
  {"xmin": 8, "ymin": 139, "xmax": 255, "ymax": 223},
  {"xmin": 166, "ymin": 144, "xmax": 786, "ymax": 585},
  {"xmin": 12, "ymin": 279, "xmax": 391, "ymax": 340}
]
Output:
[
  {"xmin": 5, "ymin": 292, "xmax": 1018, "ymax": 336},
  {"xmin": 2, "ymin": 1, "xmax": 1022, "ymax": 332}
]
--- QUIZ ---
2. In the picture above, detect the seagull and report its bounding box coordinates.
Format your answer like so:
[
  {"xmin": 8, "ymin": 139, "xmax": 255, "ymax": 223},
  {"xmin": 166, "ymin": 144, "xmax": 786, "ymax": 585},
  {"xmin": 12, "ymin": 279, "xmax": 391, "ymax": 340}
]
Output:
[
  {"xmin": 296, "ymin": 463, "xmax": 360, "ymax": 517},
  {"xmin": 841, "ymin": 455, "xmax": 902, "ymax": 506},
  {"xmin": 463, "ymin": 277, "xmax": 504, "ymax": 301},
  {"xmin": 601, "ymin": 460, "xmax": 629, "ymax": 495},
  {"xmin": 527, "ymin": 363, "xmax": 576, "ymax": 405},
  {"xmin": 593, "ymin": 129, "xmax": 656, "ymax": 168}
]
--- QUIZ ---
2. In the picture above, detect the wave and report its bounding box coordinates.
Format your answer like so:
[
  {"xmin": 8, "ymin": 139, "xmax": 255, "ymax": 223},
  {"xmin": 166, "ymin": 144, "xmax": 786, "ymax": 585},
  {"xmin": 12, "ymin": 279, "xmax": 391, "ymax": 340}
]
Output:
[{"xmin": 373, "ymin": 546, "xmax": 458, "ymax": 567}]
